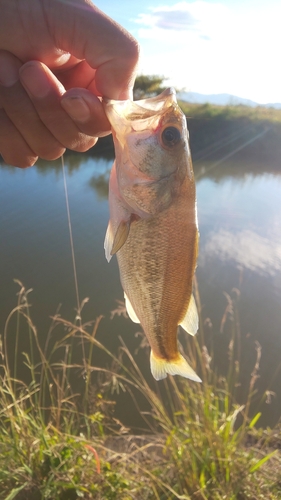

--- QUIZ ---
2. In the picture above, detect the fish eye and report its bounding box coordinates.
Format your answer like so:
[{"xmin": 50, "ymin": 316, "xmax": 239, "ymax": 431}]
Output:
[{"xmin": 161, "ymin": 126, "xmax": 181, "ymax": 147}]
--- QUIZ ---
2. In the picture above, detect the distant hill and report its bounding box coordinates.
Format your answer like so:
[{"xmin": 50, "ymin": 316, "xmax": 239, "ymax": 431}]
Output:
[{"xmin": 177, "ymin": 91, "xmax": 281, "ymax": 109}]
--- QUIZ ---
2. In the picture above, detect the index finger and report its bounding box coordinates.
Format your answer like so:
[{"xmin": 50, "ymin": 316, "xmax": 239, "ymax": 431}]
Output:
[{"xmin": 45, "ymin": 0, "xmax": 140, "ymax": 99}]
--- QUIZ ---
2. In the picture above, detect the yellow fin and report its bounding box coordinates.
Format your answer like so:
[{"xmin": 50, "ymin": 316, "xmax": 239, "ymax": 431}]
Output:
[
  {"xmin": 124, "ymin": 292, "xmax": 140, "ymax": 323},
  {"xmin": 180, "ymin": 294, "xmax": 198, "ymax": 336},
  {"xmin": 150, "ymin": 351, "xmax": 201, "ymax": 382},
  {"xmin": 111, "ymin": 220, "xmax": 130, "ymax": 255},
  {"xmin": 104, "ymin": 219, "xmax": 130, "ymax": 262}
]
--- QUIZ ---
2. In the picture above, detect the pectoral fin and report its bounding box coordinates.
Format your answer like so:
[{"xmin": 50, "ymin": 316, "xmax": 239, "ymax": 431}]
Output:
[
  {"xmin": 105, "ymin": 213, "xmax": 141, "ymax": 262},
  {"xmin": 111, "ymin": 219, "xmax": 131, "ymax": 255},
  {"xmin": 124, "ymin": 292, "xmax": 140, "ymax": 323},
  {"xmin": 104, "ymin": 219, "xmax": 131, "ymax": 262},
  {"xmin": 180, "ymin": 294, "xmax": 198, "ymax": 336},
  {"xmin": 150, "ymin": 351, "xmax": 201, "ymax": 382},
  {"xmin": 104, "ymin": 221, "xmax": 114, "ymax": 262}
]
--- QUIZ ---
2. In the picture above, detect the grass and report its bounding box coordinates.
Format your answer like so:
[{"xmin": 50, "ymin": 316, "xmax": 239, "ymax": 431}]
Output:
[
  {"xmin": 178, "ymin": 101, "xmax": 281, "ymax": 123},
  {"xmin": 175, "ymin": 100, "xmax": 281, "ymax": 171},
  {"xmin": 0, "ymin": 281, "xmax": 280, "ymax": 499}
]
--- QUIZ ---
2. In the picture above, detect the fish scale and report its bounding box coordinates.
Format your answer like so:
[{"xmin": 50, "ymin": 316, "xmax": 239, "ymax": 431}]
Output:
[{"xmin": 104, "ymin": 88, "xmax": 201, "ymax": 382}]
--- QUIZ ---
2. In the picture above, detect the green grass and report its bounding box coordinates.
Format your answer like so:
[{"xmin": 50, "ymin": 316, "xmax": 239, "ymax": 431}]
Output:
[
  {"xmin": 179, "ymin": 101, "xmax": 281, "ymax": 124},
  {"xmin": 0, "ymin": 281, "xmax": 280, "ymax": 499}
]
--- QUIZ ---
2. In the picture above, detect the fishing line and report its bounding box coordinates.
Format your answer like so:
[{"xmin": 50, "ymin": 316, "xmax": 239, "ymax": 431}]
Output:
[
  {"xmin": 61, "ymin": 154, "xmax": 81, "ymax": 324},
  {"xmin": 61, "ymin": 153, "xmax": 88, "ymax": 372}
]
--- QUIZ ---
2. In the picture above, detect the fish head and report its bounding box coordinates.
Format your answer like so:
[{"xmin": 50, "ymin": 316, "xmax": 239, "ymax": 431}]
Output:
[{"xmin": 104, "ymin": 88, "xmax": 193, "ymax": 217}]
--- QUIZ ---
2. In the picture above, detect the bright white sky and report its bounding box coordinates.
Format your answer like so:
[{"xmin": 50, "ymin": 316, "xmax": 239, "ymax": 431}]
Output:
[{"xmin": 93, "ymin": 0, "xmax": 280, "ymax": 104}]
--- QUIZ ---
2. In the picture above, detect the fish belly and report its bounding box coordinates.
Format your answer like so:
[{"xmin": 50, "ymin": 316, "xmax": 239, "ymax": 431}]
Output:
[{"xmin": 116, "ymin": 185, "xmax": 198, "ymax": 362}]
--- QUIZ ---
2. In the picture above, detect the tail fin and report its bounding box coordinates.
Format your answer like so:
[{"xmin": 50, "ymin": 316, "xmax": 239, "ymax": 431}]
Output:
[{"xmin": 150, "ymin": 351, "xmax": 201, "ymax": 382}]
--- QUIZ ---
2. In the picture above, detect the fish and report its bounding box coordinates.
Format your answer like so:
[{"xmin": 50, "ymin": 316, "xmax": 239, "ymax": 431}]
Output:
[{"xmin": 103, "ymin": 88, "xmax": 201, "ymax": 383}]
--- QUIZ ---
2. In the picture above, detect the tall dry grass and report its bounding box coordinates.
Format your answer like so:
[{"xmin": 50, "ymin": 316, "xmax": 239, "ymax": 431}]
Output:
[{"xmin": 0, "ymin": 280, "xmax": 280, "ymax": 499}]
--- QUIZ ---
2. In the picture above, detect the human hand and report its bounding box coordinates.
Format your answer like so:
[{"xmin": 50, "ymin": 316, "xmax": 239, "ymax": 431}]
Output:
[{"xmin": 0, "ymin": 0, "xmax": 139, "ymax": 167}]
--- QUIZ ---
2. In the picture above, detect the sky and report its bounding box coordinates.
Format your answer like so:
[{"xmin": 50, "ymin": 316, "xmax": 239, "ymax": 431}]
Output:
[{"xmin": 93, "ymin": 0, "xmax": 280, "ymax": 104}]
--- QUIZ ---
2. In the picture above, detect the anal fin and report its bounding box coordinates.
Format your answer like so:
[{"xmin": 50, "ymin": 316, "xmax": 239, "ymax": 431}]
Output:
[
  {"xmin": 180, "ymin": 294, "xmax": 198, "ymax": 336},
  {"xmin": 124, "ymin": 292, "xmax": 140, "ymax": 323}
]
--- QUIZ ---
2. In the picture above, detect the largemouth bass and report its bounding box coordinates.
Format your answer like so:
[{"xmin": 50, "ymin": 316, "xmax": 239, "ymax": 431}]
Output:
[{"xmin": 104, "ymin": 88, "xmax": 201, "ymax": 382}]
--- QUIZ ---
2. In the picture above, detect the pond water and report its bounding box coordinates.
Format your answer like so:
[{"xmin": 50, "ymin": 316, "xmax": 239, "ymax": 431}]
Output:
[{"xmin": 0, "ymin": 148, "xmax": 281, "ymax": 428}]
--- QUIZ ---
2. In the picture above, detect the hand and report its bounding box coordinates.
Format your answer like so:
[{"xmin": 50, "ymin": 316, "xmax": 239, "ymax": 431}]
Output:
[{"xmin": 0, "ymin": 0, "xmax": 139, "ymax": 167}]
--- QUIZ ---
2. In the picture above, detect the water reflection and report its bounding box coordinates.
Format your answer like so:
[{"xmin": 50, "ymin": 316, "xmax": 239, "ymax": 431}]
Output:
[
  {"xmin": 202, "ymin": 229, "xmax": 281, "ymax": 275},
  {"xmin": 89, "ymin": 173, "xmax": 110, "ymax": 199},
  {"xmin": 1, "ymin": 147, "xmax": 281, "ymax": 427}
]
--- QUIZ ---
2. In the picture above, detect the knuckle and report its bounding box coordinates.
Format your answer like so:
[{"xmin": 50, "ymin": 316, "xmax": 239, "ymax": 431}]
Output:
[
  {"xmin": 128, "ymin": 39, "xmax": 140, "ymax": 65},
  {"xmin": 118, "ymin": 29, "xmax": 140, "ymax": 59},
  {"xmin": 120, "ymin": 36, "xmax": 140, "ymax": 68}
]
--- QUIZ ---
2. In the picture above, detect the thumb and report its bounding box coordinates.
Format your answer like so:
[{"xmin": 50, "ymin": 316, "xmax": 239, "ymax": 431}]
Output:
[{"xmin": 44, "ymin": 0, "xmax": 139, "ymax": 99}]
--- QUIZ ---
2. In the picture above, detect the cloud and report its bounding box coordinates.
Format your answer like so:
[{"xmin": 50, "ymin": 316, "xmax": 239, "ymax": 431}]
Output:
[
  {"xmin": 135, "ymin": 2, "xmax": 230, "ymax": 39},
  {"xmin": 134, "ymin": 1, "xmax": 281, "ymax": 102},
  {"xmin": 153, "ymin": 9, "xmax": 197, "ymax": 31}
]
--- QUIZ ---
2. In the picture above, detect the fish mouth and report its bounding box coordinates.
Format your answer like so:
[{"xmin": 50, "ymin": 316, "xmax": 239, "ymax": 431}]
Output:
[
  {"xmin": 103, "ymin": 87, "xmax": 178, "ymax": 123},
  {"xmin": 128, "ymin": 87, "xmax": 177, "ymax": 116},
  {"xmin": 103, "ymin": 87, "xmax": 185, "ymax": 146},
  {"xmin": 103, "ymin": 87, "xmax": 175, "ymax": 107}
]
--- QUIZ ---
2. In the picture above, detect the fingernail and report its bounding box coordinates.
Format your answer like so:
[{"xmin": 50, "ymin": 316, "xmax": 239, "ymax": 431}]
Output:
[
  {"xmin": 0, "ymin": 58, "xmax": 19, "ymax": 87},
  {"xmin": 20, "ymin": 62, "xmax": 50, "ymax": 98},
  {"xmin": 61, "ymin": 96, "xmax": 91, "ymax": 122}
]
